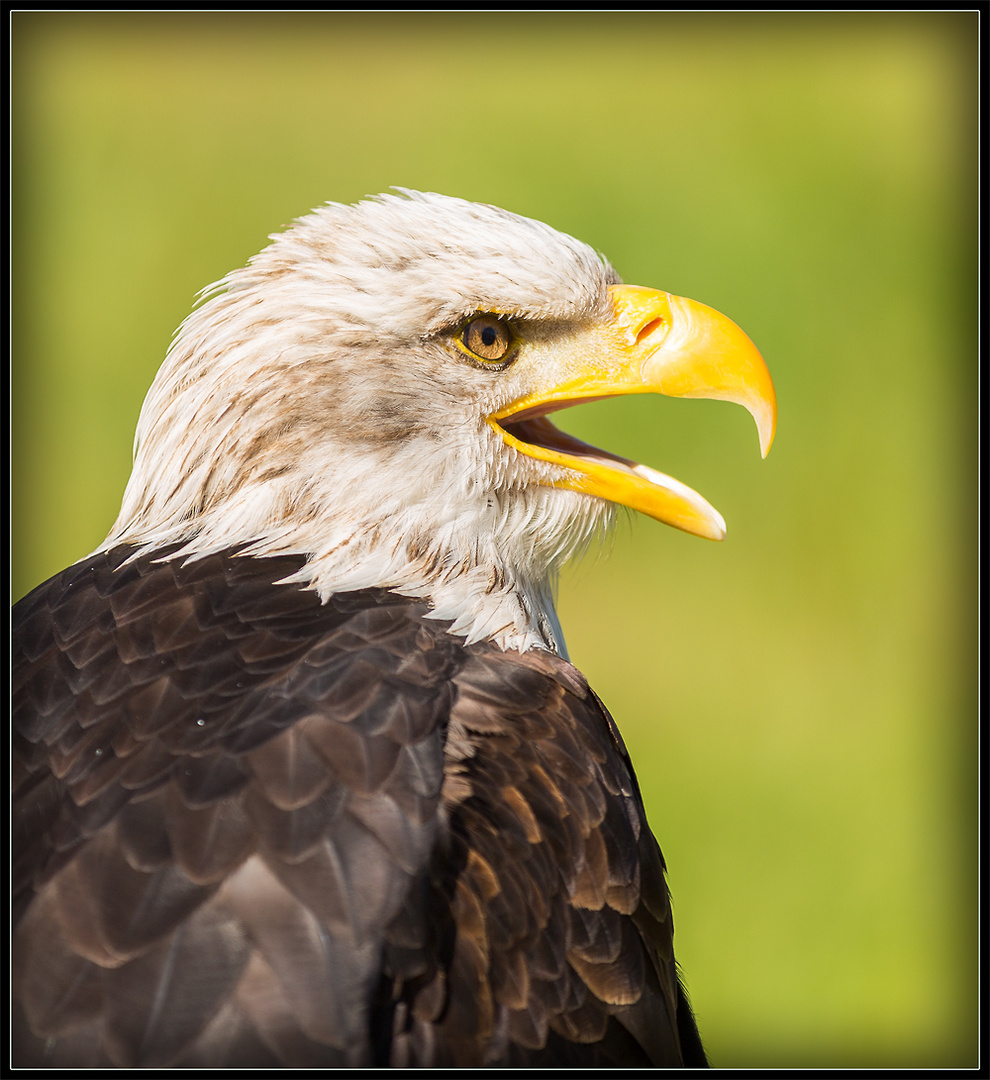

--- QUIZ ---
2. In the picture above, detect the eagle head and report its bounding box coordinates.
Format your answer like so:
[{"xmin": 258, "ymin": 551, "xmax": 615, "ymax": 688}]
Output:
[{"xmin": 107, "ymin": 191, "xmax": 775, "ymax": 651}]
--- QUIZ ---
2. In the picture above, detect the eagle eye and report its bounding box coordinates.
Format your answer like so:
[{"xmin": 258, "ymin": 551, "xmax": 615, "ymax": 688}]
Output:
[{"xmin": 460, "ymin": 315, "xmax": 514, "ymax": 364}]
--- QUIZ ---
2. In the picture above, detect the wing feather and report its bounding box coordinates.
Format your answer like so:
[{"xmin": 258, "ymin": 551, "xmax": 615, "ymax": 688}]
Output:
[{"xmin": 12, "ymin": 546, "xmax": 704, "ymax": 1067}]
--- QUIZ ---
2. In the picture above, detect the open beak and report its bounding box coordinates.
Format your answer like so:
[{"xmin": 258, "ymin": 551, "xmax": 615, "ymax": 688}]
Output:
[{"xmin": 489, "ymin": 284, "xmax": 777, "ymax": 541}]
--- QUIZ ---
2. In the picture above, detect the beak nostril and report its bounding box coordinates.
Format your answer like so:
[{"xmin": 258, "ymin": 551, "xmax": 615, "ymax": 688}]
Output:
[{"xmin": 636, "ymin": 317, "xmax": 664, "ymax": 345}]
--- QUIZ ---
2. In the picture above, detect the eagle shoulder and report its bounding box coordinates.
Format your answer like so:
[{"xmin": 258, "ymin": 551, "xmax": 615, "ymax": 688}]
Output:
[{"xmin": 12, "ymin": 547, "xmax": 701, "ymax": 1067}]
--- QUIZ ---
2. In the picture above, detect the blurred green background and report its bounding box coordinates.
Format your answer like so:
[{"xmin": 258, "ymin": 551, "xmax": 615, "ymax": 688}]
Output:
[{"xmin": 11, "ymin": 12, "xmax": 977, "ymax": 1068}]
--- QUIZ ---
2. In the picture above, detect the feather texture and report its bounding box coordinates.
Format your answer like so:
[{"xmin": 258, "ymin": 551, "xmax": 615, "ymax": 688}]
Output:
[{"xmin": 12, "ymin": 547, "xmax": 705, "ymax": 1067}]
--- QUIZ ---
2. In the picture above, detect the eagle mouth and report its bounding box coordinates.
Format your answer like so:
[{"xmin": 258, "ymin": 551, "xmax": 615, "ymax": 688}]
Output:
[
  {"xmin": 490, "ymin": 408, "xmax": 728, "ymax": 541},
  {"xmin": 499, "ymin": 412, "xmax": 639, "ymax": 478}
]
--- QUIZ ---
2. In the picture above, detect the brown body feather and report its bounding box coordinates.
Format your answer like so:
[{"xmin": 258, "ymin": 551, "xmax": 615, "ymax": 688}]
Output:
[{"xmin": 12, "ymin": 546, "xmax": 706, "ymax": 1067}]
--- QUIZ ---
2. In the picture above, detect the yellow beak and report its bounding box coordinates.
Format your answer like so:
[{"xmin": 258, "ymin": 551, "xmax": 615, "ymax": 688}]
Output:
[{"xmin": 489, "ymin": 284, "xmax": 777, "ymax": 540}]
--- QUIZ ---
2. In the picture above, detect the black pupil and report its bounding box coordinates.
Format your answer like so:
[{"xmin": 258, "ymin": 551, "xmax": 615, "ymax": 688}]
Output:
[{"xmin": 481, "ymin": 325, "xmax": 497, "ymax": 347}]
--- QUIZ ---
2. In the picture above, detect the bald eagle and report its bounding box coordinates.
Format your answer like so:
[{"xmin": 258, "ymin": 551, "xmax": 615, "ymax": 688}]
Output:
[{"xmin": 12, "ymin": 192, "xmax": 775, "ymax": 1068}]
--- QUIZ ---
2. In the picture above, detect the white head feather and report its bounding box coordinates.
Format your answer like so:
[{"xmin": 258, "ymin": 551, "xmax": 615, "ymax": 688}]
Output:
[{"xmin": 106, "ymin": 191, "xmax": 622, "ymax": 653}]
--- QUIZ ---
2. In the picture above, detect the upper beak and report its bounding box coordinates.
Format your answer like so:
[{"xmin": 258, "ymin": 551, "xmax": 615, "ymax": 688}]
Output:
[{"xmin": 489, "ymin": 284, "xmax": 777, "ymax": 541}]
